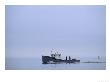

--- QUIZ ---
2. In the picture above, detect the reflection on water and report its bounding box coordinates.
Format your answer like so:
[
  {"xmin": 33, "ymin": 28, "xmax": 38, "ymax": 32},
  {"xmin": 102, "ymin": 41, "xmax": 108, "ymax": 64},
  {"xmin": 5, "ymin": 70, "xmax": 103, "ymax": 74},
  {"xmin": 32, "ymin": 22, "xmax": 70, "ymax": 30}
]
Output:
[{"xmin": 5, "ymin": 58, "xmax": 106, "ymax": 70}]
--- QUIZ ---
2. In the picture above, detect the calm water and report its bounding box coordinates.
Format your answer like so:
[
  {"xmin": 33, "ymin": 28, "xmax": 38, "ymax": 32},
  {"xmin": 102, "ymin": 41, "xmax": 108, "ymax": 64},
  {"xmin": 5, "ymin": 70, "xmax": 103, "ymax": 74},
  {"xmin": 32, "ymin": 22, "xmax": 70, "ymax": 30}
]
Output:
[{"xmin": 5, "ymin": 58, "xmax": 106, "ymax": 70}]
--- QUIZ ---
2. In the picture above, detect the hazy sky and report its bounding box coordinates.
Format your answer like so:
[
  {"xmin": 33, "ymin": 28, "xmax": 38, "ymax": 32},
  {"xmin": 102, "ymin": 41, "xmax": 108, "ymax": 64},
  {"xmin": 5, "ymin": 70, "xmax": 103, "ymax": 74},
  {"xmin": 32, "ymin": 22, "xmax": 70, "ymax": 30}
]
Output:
[{"xmin": 5, "ymin": 5, "xmax": 106, "ymax": 58}]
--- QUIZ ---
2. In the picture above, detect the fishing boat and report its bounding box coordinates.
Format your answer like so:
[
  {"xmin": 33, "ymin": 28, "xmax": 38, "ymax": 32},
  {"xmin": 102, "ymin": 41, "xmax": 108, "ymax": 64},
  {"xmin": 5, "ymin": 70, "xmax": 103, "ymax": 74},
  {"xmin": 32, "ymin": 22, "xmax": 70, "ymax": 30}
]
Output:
[{"xmin": 42, "ymin": 51, "xmax": 80, "ymax": 64}]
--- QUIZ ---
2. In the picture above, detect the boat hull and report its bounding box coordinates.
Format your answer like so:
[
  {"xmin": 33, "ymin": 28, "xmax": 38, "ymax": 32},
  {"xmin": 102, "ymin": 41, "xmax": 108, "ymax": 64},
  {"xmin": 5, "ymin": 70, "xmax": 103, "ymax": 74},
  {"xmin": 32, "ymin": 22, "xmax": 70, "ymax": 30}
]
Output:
[{"xmin": 42, "ymin": 56, "xmax": 80, "ymax": 64}]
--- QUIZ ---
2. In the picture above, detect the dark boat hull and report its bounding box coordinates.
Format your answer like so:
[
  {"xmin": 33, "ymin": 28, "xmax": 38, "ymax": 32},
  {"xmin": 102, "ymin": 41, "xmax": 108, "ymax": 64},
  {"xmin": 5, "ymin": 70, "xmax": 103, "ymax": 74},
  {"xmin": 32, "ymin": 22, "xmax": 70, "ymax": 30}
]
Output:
[{"xmin": 42, "ymin": 56, "xmax": 80, "ymax": 64}]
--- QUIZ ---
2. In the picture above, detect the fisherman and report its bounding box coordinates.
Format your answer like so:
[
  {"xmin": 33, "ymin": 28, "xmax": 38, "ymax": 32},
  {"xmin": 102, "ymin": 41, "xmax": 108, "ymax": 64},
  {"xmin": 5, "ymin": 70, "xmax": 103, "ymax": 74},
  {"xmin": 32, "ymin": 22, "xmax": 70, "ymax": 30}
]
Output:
[
  {"xmin": 69, "ymin": 56, "xmax": 71, "ymax": 60},
  {"xmin": 65, "ymin": 56, "xmax": 67, "ymax": 64},
  {"xmin": 66, "ymin": 56, "xmax": 67, "ymax": 60},
  {"xmin": 69, "ymin": 56, "xmax": 71, "ymax": 64}
]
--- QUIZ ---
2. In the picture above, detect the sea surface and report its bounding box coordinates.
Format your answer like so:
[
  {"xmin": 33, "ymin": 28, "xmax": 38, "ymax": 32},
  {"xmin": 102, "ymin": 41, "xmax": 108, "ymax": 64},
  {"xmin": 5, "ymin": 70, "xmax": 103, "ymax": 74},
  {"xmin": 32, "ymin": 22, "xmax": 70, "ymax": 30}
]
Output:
[{"xmin": 5, "ymin": 58, "xmax": 106, "ymax": 70}]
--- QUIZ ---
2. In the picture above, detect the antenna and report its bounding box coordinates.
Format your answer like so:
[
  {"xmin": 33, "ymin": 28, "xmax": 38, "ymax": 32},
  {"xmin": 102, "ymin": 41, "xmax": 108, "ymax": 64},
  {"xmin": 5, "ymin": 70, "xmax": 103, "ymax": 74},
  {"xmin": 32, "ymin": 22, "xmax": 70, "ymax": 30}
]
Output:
[
  {"xmin": 57, "ymin": 52, "xmax": 58, "ymax": 54},
  {"xmin": 51, "ymin": 50, "xmax": 52, "ymax": 54}
]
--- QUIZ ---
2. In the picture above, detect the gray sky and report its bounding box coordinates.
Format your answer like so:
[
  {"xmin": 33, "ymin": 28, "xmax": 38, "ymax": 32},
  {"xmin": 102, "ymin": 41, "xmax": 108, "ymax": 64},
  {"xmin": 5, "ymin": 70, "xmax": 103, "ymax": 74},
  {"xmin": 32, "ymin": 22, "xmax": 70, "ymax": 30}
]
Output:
[{"xmin": 5, "ymin": 5, "xmax": 106, "ymax": 59}]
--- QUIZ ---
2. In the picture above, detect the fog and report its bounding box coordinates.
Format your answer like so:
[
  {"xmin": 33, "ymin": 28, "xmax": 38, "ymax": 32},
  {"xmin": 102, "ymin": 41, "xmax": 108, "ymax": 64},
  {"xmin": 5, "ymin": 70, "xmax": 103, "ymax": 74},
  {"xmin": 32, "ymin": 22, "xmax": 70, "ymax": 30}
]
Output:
[{"xmin": 5, "ymin": 5, "xmax": 106, "ymax": 59}]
